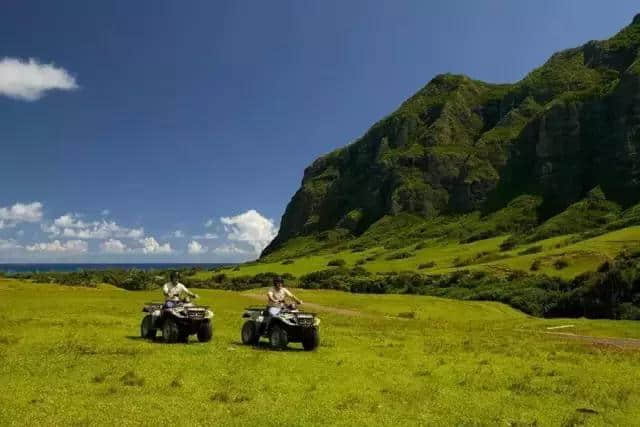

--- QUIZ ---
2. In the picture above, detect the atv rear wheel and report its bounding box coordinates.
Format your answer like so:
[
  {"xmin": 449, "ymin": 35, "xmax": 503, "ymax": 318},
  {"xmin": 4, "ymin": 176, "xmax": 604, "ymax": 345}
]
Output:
[
  {"xmin": 162, "ymin": 318, "xmax": 180, "ymax": 343},
  {"xmin": 269, "ymin": 324, "xmax": 288, "ymax": 350},
  {"xmin": 241, "ymin": 321, "xmax": 259, "ymax": 345},
  {"xmin": 197, "ymin": 320, "xmax": 213, "ymax": 342},
  {"xmin": 140, "ymin": 315, "xmax": 156, "ymax": 339},
  {"xmin": 302, "ymin": 327, "xmax": 319, "ymax": 351}
]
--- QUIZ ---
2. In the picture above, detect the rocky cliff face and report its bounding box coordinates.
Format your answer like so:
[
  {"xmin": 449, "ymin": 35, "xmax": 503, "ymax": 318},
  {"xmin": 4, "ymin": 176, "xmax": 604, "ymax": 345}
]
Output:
[{"xmin": 263, "ymin": 14, "xmax": 640, "ymax": 256}]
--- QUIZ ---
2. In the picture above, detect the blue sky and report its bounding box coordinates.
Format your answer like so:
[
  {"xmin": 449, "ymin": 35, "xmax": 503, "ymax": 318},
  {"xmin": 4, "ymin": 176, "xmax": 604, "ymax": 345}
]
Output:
[{"xmin": 0, "ymin": 1, "xmax": 638, "ymax": 262}]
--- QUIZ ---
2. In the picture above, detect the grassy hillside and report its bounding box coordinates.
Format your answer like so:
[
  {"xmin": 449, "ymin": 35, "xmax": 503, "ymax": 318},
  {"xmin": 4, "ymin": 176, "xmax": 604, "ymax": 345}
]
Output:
[
  {"xmin": 197, "ymin": 226, "xmax": 640, "ymax": 281},
  {"xmin": 2, "ymin": 278, "xmax": 640, "ymax": 425}
]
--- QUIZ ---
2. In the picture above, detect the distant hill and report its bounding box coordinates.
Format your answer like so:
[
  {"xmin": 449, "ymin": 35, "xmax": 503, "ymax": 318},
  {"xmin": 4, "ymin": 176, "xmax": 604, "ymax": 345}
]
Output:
[{"xmin": 263, "ymin": 14, "xmax": 640, "ymax": 258}]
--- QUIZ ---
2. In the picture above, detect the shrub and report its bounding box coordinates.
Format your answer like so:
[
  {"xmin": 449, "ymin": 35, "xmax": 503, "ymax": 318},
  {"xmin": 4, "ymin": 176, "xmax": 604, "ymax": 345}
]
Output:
[
  {"xmin": 518, "ymin": 245, "xmax": 543, "ymax": 255},
  {"xmin": 418, "ymin": 261, "xmax": 436, "ymax": 270},
  {"xmin": 398, "ymin": 311, "xmax": 417, "ymax": 319},
  {"xmin": 553, "ymin": 258, "xmax": 569, "ymax": 270},
  {"xmin": 386, "ymin": 251, "xmax": 413, "ymax": 260},
  {"xmin": 530, "ymin": 260, "xmax": 541, "ymax": 271},
  {"xmin": 281, "ymin": 259, "xmax": 295, "ymax": 265},
  {"xmin": 499, "ymin": 238, "xmax": 518, "ymax": 252},
  {"xmin": 355, "ymin": 259, "xmax": 366, "ymax": 266},
  {"xmin": 327, "ymin": 259, "xmax": 346, "ymax": 267}
]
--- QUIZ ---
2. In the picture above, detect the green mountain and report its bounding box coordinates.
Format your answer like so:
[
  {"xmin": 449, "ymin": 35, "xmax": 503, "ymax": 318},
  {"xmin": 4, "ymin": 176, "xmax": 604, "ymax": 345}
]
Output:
[{"xmin": 263, "ymin": 14, "xmax": 640, "ymax": 257}]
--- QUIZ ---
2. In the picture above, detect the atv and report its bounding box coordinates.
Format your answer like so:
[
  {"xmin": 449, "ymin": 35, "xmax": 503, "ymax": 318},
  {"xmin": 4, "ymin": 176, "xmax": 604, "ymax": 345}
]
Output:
[
  {"xmin": 140, "ymin": 297, "xmax": 213, "ymax": 343},
  {"xmin": 241, "ymin": 304, "xmax": 320, "ymax": 350}
]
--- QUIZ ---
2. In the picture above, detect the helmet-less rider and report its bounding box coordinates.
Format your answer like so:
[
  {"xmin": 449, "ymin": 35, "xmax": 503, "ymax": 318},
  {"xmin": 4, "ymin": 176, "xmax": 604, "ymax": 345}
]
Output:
[
  {"xmin": 163, "ymin": 271, "xmax": 198, "ymax": 308},
  {"xmin": 267, "ymin": 276, "xmax": 302, "ymax": 318}
]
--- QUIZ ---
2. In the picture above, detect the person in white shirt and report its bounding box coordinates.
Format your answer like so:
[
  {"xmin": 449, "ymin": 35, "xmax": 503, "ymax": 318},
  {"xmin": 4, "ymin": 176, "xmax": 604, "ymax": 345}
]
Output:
[
  {"xmin": 162, "ymin": 271, "xmax": 197, "ymax": 305},
  {"xmin": 267, "ymin": 276, "xmax": 302, "ymax": 316}
]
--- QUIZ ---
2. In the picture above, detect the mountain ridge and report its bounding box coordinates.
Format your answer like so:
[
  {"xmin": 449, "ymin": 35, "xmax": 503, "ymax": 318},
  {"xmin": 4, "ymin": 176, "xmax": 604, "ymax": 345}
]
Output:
[{"xmin": 263, "ymin": 14, "xmax": 640, "ymax": 257}]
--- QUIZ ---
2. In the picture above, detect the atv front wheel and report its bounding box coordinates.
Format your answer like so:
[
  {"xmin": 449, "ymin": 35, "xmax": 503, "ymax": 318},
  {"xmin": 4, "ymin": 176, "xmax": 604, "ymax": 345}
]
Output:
[
  {"xmin": 269, "ymin": 324, "xmax": 288, "ymax": 350},
  {"xmin": 241, "ymin": 321, "xmax": 259, "ymax": 345},
  {"xmin": 162, "ymin": 318, "xmax": 180, "ymax": 343},
  {"xmin": 197, "ymin": 320, "xmax": 213, "ymax": 342},
  {"xmin": 140, "ymin": 315, "xmax": 156, "ymax": 339},
  {"xmin": 302, "ymin": 327, "xmax": 319, "ymax": 351}
]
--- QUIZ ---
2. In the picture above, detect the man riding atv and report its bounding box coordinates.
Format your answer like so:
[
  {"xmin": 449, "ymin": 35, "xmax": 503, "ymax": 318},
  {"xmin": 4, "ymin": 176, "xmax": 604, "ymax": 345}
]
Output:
[
  {"xmin": 163, "ymin": 271, "xmax": 198, "ymax": 305},
  {"xmin": 139, "ymin": 270, "xmax": 213, "ymax": 343},
  {"xmin": 240, "ymin": 276, "xmax": 319, "ymax": 350},
  {"xmin": 267, "ymin": 276, "xmax": 302, "ymax": 316}
]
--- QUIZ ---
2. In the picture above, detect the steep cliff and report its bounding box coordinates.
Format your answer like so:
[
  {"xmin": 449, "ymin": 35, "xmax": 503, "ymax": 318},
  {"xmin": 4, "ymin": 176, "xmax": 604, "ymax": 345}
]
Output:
[{"xmin": 263, "ymin": 14, "xmax": 640, "ymax": 256}]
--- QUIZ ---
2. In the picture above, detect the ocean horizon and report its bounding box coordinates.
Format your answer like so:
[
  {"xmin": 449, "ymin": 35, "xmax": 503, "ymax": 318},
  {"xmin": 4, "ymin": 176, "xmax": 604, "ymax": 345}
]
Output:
[{"xmin": 0, "ymin": 263, "xmax": 229, "ymax": 274}]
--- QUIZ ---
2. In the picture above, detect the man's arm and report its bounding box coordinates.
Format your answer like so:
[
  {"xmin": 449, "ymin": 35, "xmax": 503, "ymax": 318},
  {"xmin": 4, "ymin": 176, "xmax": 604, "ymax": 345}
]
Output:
[
  {"xmin": 285, "ymin": 288, "xmax": 302, "ymax": 304},
  {"xmin": 179, "ymin": 283, "xmax": 197, "ymax": 298},
  {"xmin": 162, "ymin": 283, "xmax": 170, "ymax": 297}
]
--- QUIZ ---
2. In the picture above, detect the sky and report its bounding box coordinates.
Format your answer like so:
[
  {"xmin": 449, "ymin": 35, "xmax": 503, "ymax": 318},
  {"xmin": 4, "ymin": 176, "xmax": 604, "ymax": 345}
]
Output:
[{"xmin": 0, "ymin": 1, "xmax": 638, "ymax": 263}]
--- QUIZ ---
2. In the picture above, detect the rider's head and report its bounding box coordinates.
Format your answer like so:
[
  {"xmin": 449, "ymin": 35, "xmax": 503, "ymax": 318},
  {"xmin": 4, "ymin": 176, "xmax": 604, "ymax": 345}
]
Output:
[
  {"xmin": 273, "ymin": 276, "xmax": 284, "ymax": 289},
  {"xmin": 170, "ymin": 271, "xmax": 180, "ymax": 284}
]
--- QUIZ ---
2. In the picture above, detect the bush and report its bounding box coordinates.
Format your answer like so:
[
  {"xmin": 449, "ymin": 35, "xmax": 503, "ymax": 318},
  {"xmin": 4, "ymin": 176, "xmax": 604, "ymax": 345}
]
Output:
[
  {"xmin": 518, "ymin": 245, "xmax": 543, "ymax": 255},
  {"xmin": 327, "ymin": 259, "xmax": 346, "ymax": 267},
  {"xmin": 553, "ymin": 258, "xmax": 569, "ymax": 270},
  {"xmin": 281, "ymin": 259, "xmax": 295, "ymax": 265},
  {"xmin": 418, "ymin": 261, "xmax": 436, "ymax": 270},
  {"xmin": 386, "ymin": 251, "xmax": 413, "ymax": 260},
  {"xmin": 499, "ymin": 238, "xmax": 518, "ymax": 252},
  {"xmin": 530, "ymin": 260, "xmax": 541, "ymax": 271}
]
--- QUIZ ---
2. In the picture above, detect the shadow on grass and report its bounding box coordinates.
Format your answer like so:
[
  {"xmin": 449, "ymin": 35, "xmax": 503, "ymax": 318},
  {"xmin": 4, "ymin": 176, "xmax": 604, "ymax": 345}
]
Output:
[
  {"xmin": 229, "ymin": 340, "xmax": 306, "ymax": 352},
  {"xmin": 123, "ymin": 335, "xmax": 207, "ymax": 345}
]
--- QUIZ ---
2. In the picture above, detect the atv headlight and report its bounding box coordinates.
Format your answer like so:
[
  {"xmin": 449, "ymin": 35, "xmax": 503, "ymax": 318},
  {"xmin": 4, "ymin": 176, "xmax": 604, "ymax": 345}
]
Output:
[
  {"xmin": 314, "ymin": 318, "xmax": 321, "ymax": 326},
  {"xmin": 205, "ymin": 310, "xmax": 213, "ymax": 318}
]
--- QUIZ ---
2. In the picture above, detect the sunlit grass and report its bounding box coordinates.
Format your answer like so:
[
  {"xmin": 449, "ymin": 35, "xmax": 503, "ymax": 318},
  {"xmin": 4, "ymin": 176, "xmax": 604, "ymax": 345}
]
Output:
[
  {"xmin": 1, "ymin": 279, "xmax": 640, "ymax": 425},
  {"xmin": 194, "ymin": 226, "xmax": 640, "ymax": 281}
]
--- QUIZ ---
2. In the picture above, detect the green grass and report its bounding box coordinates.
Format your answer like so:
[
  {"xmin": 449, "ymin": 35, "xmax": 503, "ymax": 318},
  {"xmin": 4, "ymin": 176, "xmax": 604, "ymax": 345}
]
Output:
[{"xmin": 2, "ymin": 278, "xmax": 640, "ymax": 425}]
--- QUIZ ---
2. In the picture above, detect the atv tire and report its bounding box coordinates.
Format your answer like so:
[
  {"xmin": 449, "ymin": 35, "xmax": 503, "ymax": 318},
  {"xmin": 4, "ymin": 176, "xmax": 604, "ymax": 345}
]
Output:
[
  {"xmin": 241, "ymin": 321, "xmax": 259, "ymax": 345},
  {"xmin": 269, "ymin": 324, "xmax": 288, "ymax": 350},
  {"xmin": 197, "ymin": 320, "xmax": 213, "ymax": 343},
  {"xmin": 302, "ymin": 327, "xmax": 319, "ymax": 351},
  {"xmin": 162, "ymin": 318, "xmax": 180, "ymax": 343},
  {"xmin": 140, "ymin": 315, "xmax": 156, "ymax": 339}
]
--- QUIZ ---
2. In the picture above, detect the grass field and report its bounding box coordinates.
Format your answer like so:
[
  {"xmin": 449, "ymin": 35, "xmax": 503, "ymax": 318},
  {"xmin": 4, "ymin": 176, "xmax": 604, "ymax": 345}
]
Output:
[
  {"xmin": 2, "ymin": 278, "xmax": 640, "ymax": 425},
  {"xmin": 193, "ymin": 226, "xmax": 640, "ymax": 281}
]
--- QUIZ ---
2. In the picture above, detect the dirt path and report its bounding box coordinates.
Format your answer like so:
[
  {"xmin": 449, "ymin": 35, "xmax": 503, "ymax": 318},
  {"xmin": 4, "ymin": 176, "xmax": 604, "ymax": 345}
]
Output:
[
  {"xmin": 243, "ymin": 292, "xmax": 640, "ymax": 349},
  {"xmin": 544, "ymin": 331, "xmax": 640, "ymax": 350}
]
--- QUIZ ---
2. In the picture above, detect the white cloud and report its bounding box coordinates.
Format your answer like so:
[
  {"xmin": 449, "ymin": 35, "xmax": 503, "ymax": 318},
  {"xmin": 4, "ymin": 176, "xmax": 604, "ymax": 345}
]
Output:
[
  {"xmin": 172, "ymin": 230, "xmax": 184, "ymax": 238},
  {"xmin": 220, "ymin": 209, "xmax": 278, "ymax": 256},
  {"xmin": 44, "ymin": 214, "xmax": 144, "ymax": 240},
  {"xmin": 0, "ymin": 239, "xmax": 22, "ymax": 250},
  {"xmin": 101, "ymin": 209, "xmax": 110, "ymax": 216},
  {"xmin": 205, "ymin": 219, "xmax": 214, "ymax": 228},
  {"xmin": 212, "ymin": 243, "xmax": 250, "ymax": 255},
  {"xmin": 0, "ymin": 57, "xmax": 78, "ymax": 101},
  {"xmin": 54, "ymin": 213, "xmax": 87, "ymax": 228},
  {"xmin": 187, "ymin": 240, "xmax": 207, "ymax": 254},
  {"xmin": 100, "ymin": 239, "xmax": 128, "ymax": 254},
  {"xmin": 192, "ymin": 233, "xmax": 218, "ymax": 240},
  {"xmin": 26, "ymin": 240, "xmax": 87, "ymax": 253},
  {"xmin": 0, "ymin": 202, "xmax": 43, "ymax": 228},
  {"xmin": 139, "ymin": 237, "xmax": 172, "ymax": 254}
]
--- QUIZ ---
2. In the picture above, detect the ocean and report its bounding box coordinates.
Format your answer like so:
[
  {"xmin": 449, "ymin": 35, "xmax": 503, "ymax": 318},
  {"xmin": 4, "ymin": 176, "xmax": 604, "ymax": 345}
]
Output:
[{"xmin": 0, "ymin": 263, "xmax": 227, "ymax": 274}]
